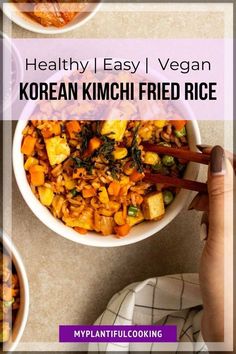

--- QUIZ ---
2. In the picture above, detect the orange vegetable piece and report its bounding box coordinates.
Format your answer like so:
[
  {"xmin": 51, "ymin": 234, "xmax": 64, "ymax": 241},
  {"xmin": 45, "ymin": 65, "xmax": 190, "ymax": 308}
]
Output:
[
  {"xmin": 29, "ymin": 165, "xmax": 44, "ymax": 173},
  {"xmin": 108, "ymin": 181, "xmax": 121, "ymax": 197},
  {"xmin": 41, "ymin": 122, "xmax": 61, "ymax": 138},
  {"xmin": 74, "ymin": 227, "xmax": 88, "ymax": 235},
  {"xmin": 41, "ymin": 129, "xmax": 53, "ymax": 139},
  {"xmin": 53, "ymin": 122, "xmax": 61, "ymax": 136},
  {"xmin": 82, "ymin": 187, "xmax": 96, "ymax": 198},
  {"xmin": 130, "ymin": 170, "xmax": 144, "ymax": 182},
  {"xmin": 29, "ymin": 165, "xmax": 45, "ymax": 186},
  {"xmin": 88, "ymin": 137, "xmax": 102, "ymax": 153},
  {"xmin": 66, "ymin": 121, "xmax": 81, "ymax": 139},
  {"xmin": 170, "ymin": 120, "xmax": 187, "ymax": 131},
  {"xmin": 84, "ymin": 137, "xmax": 102, "ymax": 157},
  {"xmin": 30, "ymin": 172, "xmax": 45, "ymax": 186},
  {"xmin": 21, "ymin": 135, "xmax": 36, "ymax": 156},
  {"xmin": 73, "ymin": 168, "xmax": 86, "ymax": 179},
  {"xmin": 114, "ymin": 223, "xmax": 131, "ymax": 237}
]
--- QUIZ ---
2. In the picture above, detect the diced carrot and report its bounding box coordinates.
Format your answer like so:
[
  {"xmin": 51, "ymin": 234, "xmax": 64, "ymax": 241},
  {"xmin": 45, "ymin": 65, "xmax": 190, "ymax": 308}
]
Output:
[
  {"xmin": 73, "ymin": 168, "xmax": 86, "ymax": 179},
  {"xmin": 108, "ymin": 181, "xmax": 121, "ymax": 197},
  {"xmin": 114, "ymin": 223, "xmax": 131, "ymax": 237},
  {"xmin": 82, "ymin": 187, "xmax": 96, "ymax": 198},
  {"xmin": 170, "ymin": 120, "xmax": 187, "ymax": 131},
  {"xmin": 41, "ymin": 122, "xmax": 61, "ymax": 138},
  {"xmin": 52, "ymin": 122, "xmax": 61, "ymax": 136},
  {"xmin": 130, "ymin": 170, "xmax": 144, "ymax": 182},
  {"xmin": 29, "ymin": 165, "xmax": 44, "ymax": 173},
  {"xmin": 41, "ymin": 129, "xmax": 53, "ymax": 139},
  {"xmin": 84, "ymin": 137, "xmax": 102, "ymax": 157},
  {"xmin": 21, "ymin": 135, "xmax": 36, "ymax": 156},
  {"xmin": 29, "ymin": 165, "xmax": 45, "ymax": 186},
  {"xmin": 30, "ymin": 171, "xmax": 45, "ymax": 186},
  {"xmin": 66, "ymin": 121, "xmax": 81, "ymax": 139},
  {"xmin": 89, "ymin": 137, "xmax": 102, "ymax": 152},
  {"xmin": 74, "ymin": 227, "xmax": 88, "ymax": 235}
]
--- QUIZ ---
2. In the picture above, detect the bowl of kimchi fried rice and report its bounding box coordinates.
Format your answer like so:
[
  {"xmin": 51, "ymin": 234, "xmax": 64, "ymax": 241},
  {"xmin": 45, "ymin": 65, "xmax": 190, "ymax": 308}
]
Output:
[
  {"xmin": 3, "ymin": 0, "xmax": 101, "ymax": 35},
  {"xmin": 13, "ymin": 61, "xmax": 201, "ymax": 247},
  {"xmin": 13, "ymin": 116, "xmax": 201, "ymax": 247}
]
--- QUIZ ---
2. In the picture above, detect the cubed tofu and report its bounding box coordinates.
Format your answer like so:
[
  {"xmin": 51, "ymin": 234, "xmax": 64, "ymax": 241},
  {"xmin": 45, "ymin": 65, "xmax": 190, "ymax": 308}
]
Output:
[
  {"xmin": 127, "ymin": 210, "xmax": 144, "ymax": 226},
  {"xmin": 45, "ymin": 136, "xmax": 70, "ymax": 166},
  {"xmin": 154, "ymin": 120, "xmax": 167, "ymax": 128},
  {"xmin": 142, "ymin": 192, "xmax": 165, "ymax": 220},
  {"xmin": 38, "ymin": 186, "xmax": 54, "ymax": 206},
  {"xmin": 101, "ymin": 120, "xmax": 127, "ymax": 142}
]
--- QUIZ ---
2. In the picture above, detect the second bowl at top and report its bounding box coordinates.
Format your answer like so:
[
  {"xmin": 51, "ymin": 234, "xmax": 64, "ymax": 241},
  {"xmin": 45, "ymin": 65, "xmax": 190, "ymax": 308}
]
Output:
[{"xmin": 2, "ymin": 1, "xmax": 101, "ymax": 35}]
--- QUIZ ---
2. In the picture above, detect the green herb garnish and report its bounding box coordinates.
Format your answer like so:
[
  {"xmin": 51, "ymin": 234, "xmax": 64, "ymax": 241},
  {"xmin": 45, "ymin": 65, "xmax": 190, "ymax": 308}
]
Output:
[
  {"xmin": 78, "ymin": 124, "xmax": 93, "ymax": 154},
  {"xmin": 130, "ymin": 124, "xmax": 143, "ymax": 172},
  {"xmin": 73, "ymin": 157, "xmax": 93, "ymax": 174},
  {"xmin": 109, "ymin": 162, "xmax": 122, "ymax": 180},
  {"xmin": 98, "ymin": 135, "xmax": 115, "ymax": 161}
]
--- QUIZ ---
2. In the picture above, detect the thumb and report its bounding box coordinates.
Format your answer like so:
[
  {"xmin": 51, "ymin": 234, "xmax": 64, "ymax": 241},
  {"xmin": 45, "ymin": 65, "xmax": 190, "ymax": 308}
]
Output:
[{"xmin": 207, "ymin": 146, "xmax": 234, "ymax": 247}]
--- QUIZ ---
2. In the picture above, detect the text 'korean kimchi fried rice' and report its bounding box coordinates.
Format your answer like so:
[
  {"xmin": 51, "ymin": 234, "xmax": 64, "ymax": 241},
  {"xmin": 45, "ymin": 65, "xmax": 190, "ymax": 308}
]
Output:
[{"xmin": 21, "ymin": 120, "xmax": 189, "ymax": 238}]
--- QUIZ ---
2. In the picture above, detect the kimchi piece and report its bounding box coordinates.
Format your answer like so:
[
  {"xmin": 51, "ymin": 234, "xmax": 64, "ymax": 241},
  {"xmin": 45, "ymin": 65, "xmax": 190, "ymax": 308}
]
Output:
[{"xmin": 14, "ymin": 0, "xmax": 87, "ymax": 28}]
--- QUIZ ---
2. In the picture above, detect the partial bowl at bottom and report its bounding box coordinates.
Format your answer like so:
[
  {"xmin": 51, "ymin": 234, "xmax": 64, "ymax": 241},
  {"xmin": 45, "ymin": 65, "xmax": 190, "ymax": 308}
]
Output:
[{"xmin": 1, "ymin": 231, "xmax": 29, "ymax": 351}]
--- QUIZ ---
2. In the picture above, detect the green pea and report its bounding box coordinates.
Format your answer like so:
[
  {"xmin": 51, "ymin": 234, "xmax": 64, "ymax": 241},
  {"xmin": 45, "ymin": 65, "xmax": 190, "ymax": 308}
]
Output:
[
  {"xmin": 71, "ymin": 188, "xmax": 78, "ymax": 197},
  {"xmin": 162, "ymin": 155, "xmax": 175, "ymax": 167},
  {"xmin": 152, "ymin": 161, "xmax": 163, "ymax": 172},
  {"xmin": 163, "ymin": 190, "xmax": 174, "ymax": 205},
  {"xmin": 174, "ymin": 127, "xmax": 186, "ymax": 138}
]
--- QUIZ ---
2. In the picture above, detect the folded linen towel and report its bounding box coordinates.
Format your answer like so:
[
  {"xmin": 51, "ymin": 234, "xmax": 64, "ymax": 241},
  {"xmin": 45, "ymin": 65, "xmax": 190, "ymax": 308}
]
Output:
[{"xmin": 89, "ymin": 273, "xmax": 208, "ymax": 353}]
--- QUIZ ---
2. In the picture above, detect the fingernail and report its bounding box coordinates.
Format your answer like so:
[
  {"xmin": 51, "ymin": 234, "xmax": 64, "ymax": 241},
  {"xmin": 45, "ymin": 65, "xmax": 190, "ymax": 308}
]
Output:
[
  {"xmin": 196, "ymin": 144, "xmax": 211, "ymax": 152},
  {"xmin": 210, "ymin": 145, "xmax": 226, "ymax": 175}
]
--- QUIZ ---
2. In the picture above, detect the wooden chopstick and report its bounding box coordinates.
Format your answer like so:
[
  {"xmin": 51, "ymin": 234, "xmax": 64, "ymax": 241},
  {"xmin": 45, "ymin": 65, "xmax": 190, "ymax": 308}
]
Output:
[
  {"xmin": 142, "ymin": 143, "xmax": 210, "ymax": 165},
  {"xmin": 144, "ymin": 173, "xmax": 208, "ymax": 193}
]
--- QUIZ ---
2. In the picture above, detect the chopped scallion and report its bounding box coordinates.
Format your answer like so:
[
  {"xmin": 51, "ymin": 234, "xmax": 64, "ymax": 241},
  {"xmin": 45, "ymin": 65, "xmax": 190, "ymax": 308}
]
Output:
[{"xmin": 128, "ymin": 205, "xmax": 139, "ymax": 217}]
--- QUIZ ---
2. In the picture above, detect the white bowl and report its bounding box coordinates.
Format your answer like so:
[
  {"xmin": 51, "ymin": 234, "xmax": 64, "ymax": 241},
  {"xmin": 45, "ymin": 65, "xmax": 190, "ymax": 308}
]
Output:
[
  {"xmin": 2, "ymin": 1, "xmax": 101, "ymax": 35},
  {"xmin": 1, "ymin": 231, "xmax": 29, "ymax": 351},
  {"xmin": 13, "ymin": 117, "xmax": 201, "ymax": 248},
  {"xmin": 2, "ymin": 33, "xmax": 23, "ymax": 111}
]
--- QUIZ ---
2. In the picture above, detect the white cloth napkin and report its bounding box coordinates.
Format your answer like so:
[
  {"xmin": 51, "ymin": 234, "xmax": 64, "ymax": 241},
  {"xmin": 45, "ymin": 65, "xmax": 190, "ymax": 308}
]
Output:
[{"xmin": 89, "ymin": 273, "xmax": 208, "ymax": 353}]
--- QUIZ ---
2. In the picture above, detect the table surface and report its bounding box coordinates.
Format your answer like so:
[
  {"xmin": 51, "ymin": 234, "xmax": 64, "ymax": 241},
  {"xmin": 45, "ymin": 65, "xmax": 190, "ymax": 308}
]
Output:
[{"xmin": 1, "ymin": 2, "xmax": 229, "ymax": 351}]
